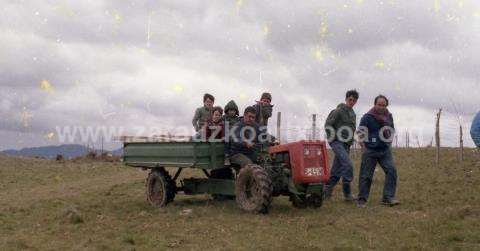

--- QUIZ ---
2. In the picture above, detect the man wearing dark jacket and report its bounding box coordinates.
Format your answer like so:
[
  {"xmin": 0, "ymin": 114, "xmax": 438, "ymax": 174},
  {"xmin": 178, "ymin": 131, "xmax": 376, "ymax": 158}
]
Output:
[
  {"xmin": 230, "ymin": 106, "xmax": 262, "ymax": 169},
  {"xmin": 324, "ymin": 90, "xmax": 359, "ymax": 201},
  {"xmin": 357, "ymin": 95, "xmax": 399, "ymax": 207}
]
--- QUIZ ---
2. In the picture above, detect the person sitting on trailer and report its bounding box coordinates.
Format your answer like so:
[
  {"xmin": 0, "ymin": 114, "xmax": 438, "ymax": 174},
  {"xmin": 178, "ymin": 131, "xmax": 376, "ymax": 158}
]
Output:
[
  {"xmin": 252, "ymin": 92, "xmax": 274, "ymax": 127},
  {"xmin": 192, "ymin": 93, "xmax": 215, "ymax": 132},
  {"xmin": 223, "ymin": 100, "xmax": 240, "ymax": 131},
  {"xmin": 223, "ymin": 100, "xmax": 240, "ymax": 163},
  {"xmin": 203, "ymin": 106, "xmax": 233, "ymax": 198},
  {"xmin": 202, "ymin": 106, "xmax": 225, "ymax": 141},
  {"xmin": 229, "ymin": 106, "xmax": 264, "ymax": 169}
]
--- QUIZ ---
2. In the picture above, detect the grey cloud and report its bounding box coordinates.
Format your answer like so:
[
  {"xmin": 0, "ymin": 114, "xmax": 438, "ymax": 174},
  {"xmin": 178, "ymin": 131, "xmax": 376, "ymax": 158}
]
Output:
[{"xmin": 245, "ymin": 1, "xmax": 471, "ymax": 54}]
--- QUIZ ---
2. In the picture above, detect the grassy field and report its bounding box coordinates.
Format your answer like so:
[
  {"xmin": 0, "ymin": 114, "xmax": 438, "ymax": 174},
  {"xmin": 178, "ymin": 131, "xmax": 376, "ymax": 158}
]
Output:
[{"xmin": 1, "ymin": 148, "xmax": 479, "ymax": 250}]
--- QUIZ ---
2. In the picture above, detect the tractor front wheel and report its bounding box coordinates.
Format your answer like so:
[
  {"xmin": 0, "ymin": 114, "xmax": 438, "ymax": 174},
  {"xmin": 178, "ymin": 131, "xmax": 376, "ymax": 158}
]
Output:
[
  {"xmin": 307, "ymin": 194, "xmax": 323, "ymax": 208},
  {"xmin": 290, "ymin": 194, "xmax": 308, "ymax": 209},
  {"xmin": 290, "ymin": 193, "xmax": 323, "ymax": 209},
  {"xmin": 235, "ymin": 164, "xmax": 273, "ymax": 214},
  {"xmin": 146, "ymin": 168, "xmax": 176, "ymax": 207}
]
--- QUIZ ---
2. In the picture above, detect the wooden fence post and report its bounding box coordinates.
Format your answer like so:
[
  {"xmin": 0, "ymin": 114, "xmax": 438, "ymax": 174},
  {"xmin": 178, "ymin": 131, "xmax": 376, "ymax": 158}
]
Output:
[
  {"xmin": 405, "ymin": 130, "xmax": 410, "ymax": 148},
  {"xmin": 459, "ymin": 125, "xmax": 464, "ymax": 162},
  {"xmin": 435, "ymin": 108, "xmax": 442, "ymax": 166},
  {"xmin": 312, "ymin": 114, "xmax": 317, "ymax": 141},
  {"xmin": 276, "ymin": 112, "xmax": 282, "ymax": 144}
]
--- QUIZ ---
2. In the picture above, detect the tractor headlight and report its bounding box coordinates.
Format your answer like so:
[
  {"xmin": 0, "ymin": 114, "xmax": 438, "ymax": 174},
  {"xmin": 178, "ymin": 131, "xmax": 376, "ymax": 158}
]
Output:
[{"xmin": 304, "ymin": 148, "xmax": 310, "ymax": 155}]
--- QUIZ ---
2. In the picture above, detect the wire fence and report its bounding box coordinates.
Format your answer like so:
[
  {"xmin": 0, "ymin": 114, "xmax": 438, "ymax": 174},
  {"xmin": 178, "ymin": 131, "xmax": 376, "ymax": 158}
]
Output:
[{"xmin": 270, "ymin": 110, "xmax": 477, "ymax": 148}]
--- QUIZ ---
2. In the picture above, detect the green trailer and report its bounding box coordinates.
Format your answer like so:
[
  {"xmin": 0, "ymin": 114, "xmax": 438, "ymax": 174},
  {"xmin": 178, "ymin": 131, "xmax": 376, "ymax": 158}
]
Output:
[{"xmin": 123, "ymin": 139, "xmax": 330, "ymax": 214}]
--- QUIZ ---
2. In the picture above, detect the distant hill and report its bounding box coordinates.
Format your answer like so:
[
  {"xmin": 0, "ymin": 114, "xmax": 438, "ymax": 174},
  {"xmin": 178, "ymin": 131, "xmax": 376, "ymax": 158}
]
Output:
[
  {"xmin": 2, "ymin": 144, "xmax": 123, "ymax": 159},
  {"xmin": 112, "ymin": 148, "xmax": 123, "ymax": 156}
]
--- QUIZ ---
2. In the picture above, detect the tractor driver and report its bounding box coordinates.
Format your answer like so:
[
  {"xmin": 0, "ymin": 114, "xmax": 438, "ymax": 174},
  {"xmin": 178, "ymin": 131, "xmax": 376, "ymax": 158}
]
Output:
[{"xmin": 229, "ymin": 106, "xmax": 265, "ymax": 169}]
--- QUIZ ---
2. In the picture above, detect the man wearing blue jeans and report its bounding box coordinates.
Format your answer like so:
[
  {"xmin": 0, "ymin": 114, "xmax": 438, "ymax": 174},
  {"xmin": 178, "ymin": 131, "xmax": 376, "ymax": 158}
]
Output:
[
  {"xmin": 357, "ymin": 95, "xmax": 399, "ymax": 207},
  {"xmin": 324, "ymin": 90, "xmax": 359, "ymax": 201}
]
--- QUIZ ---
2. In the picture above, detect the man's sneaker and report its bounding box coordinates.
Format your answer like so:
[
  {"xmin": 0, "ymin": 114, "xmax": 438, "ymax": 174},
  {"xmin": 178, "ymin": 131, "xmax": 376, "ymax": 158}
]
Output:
[
  {"xmin": 381, "ymin": 198, "xmax": 400, "ymax": 207},
  {"xmin": 357, "ymin": 199, "xmax": 367, "ymax": 208},
  {"xmin": 344, "ymin": 194, "xmax": 356, "ymax": 202}
]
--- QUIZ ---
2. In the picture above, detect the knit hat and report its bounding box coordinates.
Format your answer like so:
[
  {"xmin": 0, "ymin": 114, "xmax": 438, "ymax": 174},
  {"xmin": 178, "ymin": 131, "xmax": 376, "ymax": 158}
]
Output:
[{"xmin": 261, "ymin": 92, "xmax": 272, "ymax": 102}]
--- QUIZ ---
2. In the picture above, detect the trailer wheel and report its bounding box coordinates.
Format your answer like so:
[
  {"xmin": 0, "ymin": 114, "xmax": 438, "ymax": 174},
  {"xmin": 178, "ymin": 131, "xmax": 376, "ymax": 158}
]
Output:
[
  {"xmin": 235, "ymin": 164, "xmax": 273, "ymax": 214},
  {"xmin": 146, "ymin": 168, "xmax": 176, "ymax": 207}
]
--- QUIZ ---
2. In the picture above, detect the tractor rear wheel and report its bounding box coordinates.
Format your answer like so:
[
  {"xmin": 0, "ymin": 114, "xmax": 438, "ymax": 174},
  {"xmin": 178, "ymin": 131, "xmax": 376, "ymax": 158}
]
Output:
[
  {"xmin": 235, "ymin": 164, "xmax": 273, "ymax": 214},
  {"xmin": 146, "ymin": 168, "xmax": 176, "ymax": 207}
]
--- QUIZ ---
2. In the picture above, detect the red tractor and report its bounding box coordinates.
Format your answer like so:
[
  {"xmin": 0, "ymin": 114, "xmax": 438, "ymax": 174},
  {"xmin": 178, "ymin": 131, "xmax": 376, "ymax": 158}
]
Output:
[
  {"xmin": 123, "ymin": 139, "xmax": 330, "ymax": 213},
  {"xmin": 266, "ymin": 140, "xmax": 330, "ymax": 208}
]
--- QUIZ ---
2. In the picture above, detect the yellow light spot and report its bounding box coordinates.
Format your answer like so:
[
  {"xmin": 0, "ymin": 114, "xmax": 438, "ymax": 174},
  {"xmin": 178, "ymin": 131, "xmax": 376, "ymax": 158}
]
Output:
[
  {"xmin": 112, "ymin": 10, "xmax": 122, "ymax": 23},
  {"xmin": 348, "ymin": 28, "xmax": 354, "ymax": 34},
  {"xmin": 320, "ymin": 22, "xmax": 328, "ymax": 37},
  {"xmin": 263, "ymin": 24, "xmax": 270, "ymax": 35},
  {"xmin": 474, "ymin": 11, "xmax": 480, "ymax": 18},
  {"xmin": 434, "ymin": 0, "xmax": 440, "ymax": 13},
  {"xmin": 45, "ymin": 132, "xmax": 55, "ymax": 140},
  {"xmin": 375, "ymin": 60, "xmax": 385, "ymax": 68},
  {"xmin": 356, "ymin": 0, "xmax": 364, "ymax": 4},
  {"xmin": 388, "ymin": 0, "xmax": 397, "ymax": 5},
  {"xmin": 313, "ymin": 47, "xmax": 324, "ymax": 61},
  {"xmin": 236, "ymin": 0, "xmax": 244, "ymax": 9},
  {"xmin": 171, "ymin": 84, "xmax": 184, "ymax": 93},
  {"xmin": 457, "ymin": 0, "xmax": 464, "ymax": 8},
  {"xmin": 40, "ymin": 80, "xmax": 54, "ymax": 93},
  {"xmin": 53, "ymin": 4, "xmax": 75, "ymax": 17}
]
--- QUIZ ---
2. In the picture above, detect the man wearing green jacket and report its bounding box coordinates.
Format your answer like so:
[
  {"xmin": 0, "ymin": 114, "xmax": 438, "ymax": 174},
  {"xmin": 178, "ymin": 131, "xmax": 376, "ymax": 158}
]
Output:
[{"xmin": 324, "ymin": 90, "xmax": 359, "ymax": 201}]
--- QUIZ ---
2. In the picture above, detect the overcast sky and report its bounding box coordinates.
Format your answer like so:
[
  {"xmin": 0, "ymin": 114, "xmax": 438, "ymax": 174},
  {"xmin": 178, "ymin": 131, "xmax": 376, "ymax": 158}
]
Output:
[{"xmin": 1, "ymin": 0, "xmax": 479, "ymax": 150}]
